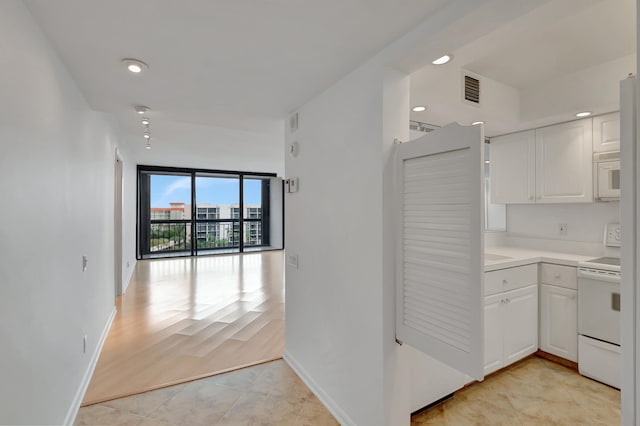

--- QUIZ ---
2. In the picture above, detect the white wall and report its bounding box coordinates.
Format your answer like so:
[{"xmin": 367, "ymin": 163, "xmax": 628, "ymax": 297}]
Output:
[
  {"xmin": 382, "ymin": 68, "xmax": 412, "ymax": 426},
  {"xmin": 284, "ymin": 59, "xmax": 386, "ymax": 425},
  {"xmin": 410, "ymin": 65, "xmax": 521, "ymax": 136},
  {"xmin": 410, "ymin": 49, "xmax": 636, "ymax": 139},
  {"xmin": 284, "ymin": 1, "xmax": 552, "ymax": 425},
  {"xmin": 521, "ymin": 54, "xmax": 636, "ymax": 124},
  {"xmin": 118, "ymin": 143, "xmax": 138, "ymax": 293},
  {"xmin": 128, "ymin": 119, "xmax": 284, "ymax": 176},
  {"xmin": 507, "ymin": 202, "xmax": 620, "ymax": 248},
  {"xmin": 0, "ymin": 1, "xmax": 121, "ymax": 424}
]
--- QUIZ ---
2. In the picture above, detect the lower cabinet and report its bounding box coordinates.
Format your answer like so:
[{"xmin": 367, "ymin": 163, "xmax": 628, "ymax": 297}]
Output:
[
  {"xmin": 484, "ymin": 284, "xmax": 538, "ymax": 375},
  {"xmin": 539, "ymin": 284, "xmax": 578, "ymax": 362}
]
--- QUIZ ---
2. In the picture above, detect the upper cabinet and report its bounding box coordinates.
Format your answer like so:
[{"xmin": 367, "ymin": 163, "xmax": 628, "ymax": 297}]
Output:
[
  {"xmin": 593, "ymin": 112, "xmax": 620, "ymax": 153},
  {"xmin": 490, "ymin": 130, "xmax": 536, "ymax": 204},
  {"xmin": 490, "ymin": 118, "xmax": 594, "ymax": 204},
  {"xmin": 535, "ymin": 119, "xmax": 593, "ymax": 203}
]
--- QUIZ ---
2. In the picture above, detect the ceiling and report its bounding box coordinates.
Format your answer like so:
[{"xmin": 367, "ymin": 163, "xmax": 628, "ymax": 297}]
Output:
[
  {"xmin": 409, "ymin": 0, "xmax": 637, "ymax": 134},
  {"xmin": 464, "ymin": 0, "xmax": 636, "ymax": 89},
  {"xmin": 25, "ymin": 0, "xmax": 450, "ymax": 133}
]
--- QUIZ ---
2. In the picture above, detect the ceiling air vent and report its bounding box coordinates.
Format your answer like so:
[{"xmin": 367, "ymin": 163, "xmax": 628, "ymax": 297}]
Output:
[{"xmin": 462, "ymin": 72, "xmax": 481, "ymax": 107}]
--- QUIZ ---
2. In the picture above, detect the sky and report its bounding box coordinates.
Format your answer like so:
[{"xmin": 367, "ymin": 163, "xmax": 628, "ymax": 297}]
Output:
[{"xmin": 150, "ymin": 175, "xmax": 262, "ymax": 207}]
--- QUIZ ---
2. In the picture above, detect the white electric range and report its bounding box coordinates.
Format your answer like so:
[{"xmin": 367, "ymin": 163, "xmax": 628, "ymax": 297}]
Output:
[{"xmin": 577, "ymin": 223, "xmax": 621, "ymax": 389}]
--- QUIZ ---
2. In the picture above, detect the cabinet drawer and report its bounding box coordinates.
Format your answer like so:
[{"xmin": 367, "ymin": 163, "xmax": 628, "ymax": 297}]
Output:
[
  {"xmin": 540, "ymin": 263, "xmax": 577, "ymax": 290},
  {"xmin": 485, "ymin": 264, "xmax": 537, "ymax": 296}
]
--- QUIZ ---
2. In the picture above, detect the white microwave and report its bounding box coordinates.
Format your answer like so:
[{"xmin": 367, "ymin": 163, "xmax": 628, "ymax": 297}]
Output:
[{"xmin": 594, "ymin": 151, "xmax": 620, "ymax": 201}]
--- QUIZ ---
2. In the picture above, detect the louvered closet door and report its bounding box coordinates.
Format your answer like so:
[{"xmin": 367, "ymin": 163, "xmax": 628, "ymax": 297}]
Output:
[{"xmin": 395, "ymin": 123, "xmax": 484, "ymax": 380}]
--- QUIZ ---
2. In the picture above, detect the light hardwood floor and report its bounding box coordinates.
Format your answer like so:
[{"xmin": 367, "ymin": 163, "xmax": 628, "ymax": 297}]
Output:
[{"xmin": 82, "ymin": 251, "xmax": 285, "ymax": 406}]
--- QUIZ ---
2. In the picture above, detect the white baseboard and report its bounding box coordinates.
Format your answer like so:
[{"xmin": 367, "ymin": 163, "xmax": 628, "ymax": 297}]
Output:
[
  {"xmin": 64, "ymin": 307, "xmax": 116, "ymax": 425},
  {"xmin": 283, "ymin": 350, "xmax": 355, "ymax": 426}
]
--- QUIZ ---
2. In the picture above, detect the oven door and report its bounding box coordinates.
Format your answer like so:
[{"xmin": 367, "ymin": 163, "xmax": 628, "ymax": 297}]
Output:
[
  {"xmin": 578, "ymin": 268, "xmax": 620, "ymax": 345},
  {"xmin": 596, "ymin": 160, "xmax": 621, "ymax": 200}
]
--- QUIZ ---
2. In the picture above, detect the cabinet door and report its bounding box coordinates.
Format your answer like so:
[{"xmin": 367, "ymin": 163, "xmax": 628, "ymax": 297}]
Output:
[
  {"xmin": 540, "ymin": 285, "xmax": 578, "ymax": 362},
  {"xmin": 484, "ymin": 293, "xmax": 504, "ymax": 375},
  {"xmin": 503, "ymin": 285, "xmax": 538, "ymax": 365},
  {"xmin": 593, "ymin": 112, "xmax": 620, "ymax": 153},
  {"xmin": 535, "ymin": 119, "xmax": 593, "ymax": 203},
  {"xmin": 395, "ymin": 123, "xmax": 485, "ymax": 380},
  {"xmin": 490, "ymin": 130, "xmax": 536, "ymax": 204}
]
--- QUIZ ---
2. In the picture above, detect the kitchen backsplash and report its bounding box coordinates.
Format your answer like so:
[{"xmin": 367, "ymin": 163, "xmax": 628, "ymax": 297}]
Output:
[{"xmin": 485, "ymin": 202, "xmax": 620, "ymax": 256}]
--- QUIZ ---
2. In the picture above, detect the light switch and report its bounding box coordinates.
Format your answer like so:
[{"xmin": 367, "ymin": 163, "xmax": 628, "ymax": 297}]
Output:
[
  {"xmin": 286, "ymin": 254, "xmax": 299, "ymax": 269},
  {"xmin": 286, "ymin": 177, "xmax": 299, "ymax": 193}
]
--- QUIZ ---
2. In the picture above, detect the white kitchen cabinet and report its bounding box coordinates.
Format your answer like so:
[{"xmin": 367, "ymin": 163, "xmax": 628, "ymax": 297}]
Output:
[
  {"xmin": 593, "ymin": 112, "xmax": 620, "ymax": 153},
  {"xmin": 540, "ymin": 285, "xmax": 578, "ymax": 362},
  {"xmin": 489, "ymin": 118, "xmax": 593, "ymax": 204},
  {"xmin": 484, "ymin": 284, "xmax": 538, "ymax": 375},
  {"xmin": 503, "ymin": 285, "xmax": 539, "ymax": 365},
  {"xmin": 539, "ymin": 263, "xmax": 578, "ymax": 362},
  {"xmin": 483, "ymin": 293, "xmax": 504, "ymax": 375},
  {"xmin": 490, "ymin": 130, "xmax": 536, "ymax": 204},
  {"xmin": 535, "ymin": 119, "xmax": 593, "ymax": 203},
  {"xmin": 539, "ymin": 263, "xmax": 577, "ymax": 290},
  {"xmin": 485, "ymin": 263, "xmax": 537, "ymax": 296}
]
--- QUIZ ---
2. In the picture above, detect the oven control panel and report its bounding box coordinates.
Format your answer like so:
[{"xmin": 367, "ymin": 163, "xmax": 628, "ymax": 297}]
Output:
[{"xmin": 605, "ymin": 223, "xmax": 621, "ymax": 247}]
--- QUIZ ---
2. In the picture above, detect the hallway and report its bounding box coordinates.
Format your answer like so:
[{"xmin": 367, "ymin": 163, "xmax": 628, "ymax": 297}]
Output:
[{"xmin": 83, "ymin": 251, "xmax": 285, "ymax": 405}]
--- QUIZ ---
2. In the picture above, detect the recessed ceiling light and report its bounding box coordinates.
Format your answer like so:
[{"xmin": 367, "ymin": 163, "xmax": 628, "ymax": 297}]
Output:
[
  {"xmin": 122, "ymin": 58, "xmax": 148, "ymax": 74},
  {"xmin": 134, "ymin": 105, "xmax": 149, "ymax": 115},
  {"xmin": 412, "ymin": 106, "xmax": 427, "ymax": 112},
  {"xmin": 472, "ymin": 121, "xmax": 485, "ymax": 126},
  {"xmin": 145, "ymin": 143, "xmax": 151, "ymax": 150},
  {"xmin": 576, "ymin": 111, "xmax": 592, "ymax": 117},
  {"xmin": 141, "ymin": 117, "xmax": 150, "ymax": 125},
  {"xmin": 432, "ymin": 54, "xmax": 452, "ymax": 65},
  {"xmin": 485, "ymin": 160, "xmax": 490, "ymax": 164}
]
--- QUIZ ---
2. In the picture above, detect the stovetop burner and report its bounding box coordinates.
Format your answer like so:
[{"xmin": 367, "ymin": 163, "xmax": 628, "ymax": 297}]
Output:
[{"xmin": 584, "ymin": 257, "xmax": 620, "ymax": 266}]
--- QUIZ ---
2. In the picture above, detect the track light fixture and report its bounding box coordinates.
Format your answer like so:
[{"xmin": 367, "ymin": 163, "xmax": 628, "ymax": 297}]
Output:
[{"xmin": 134, "ymin": 105, "xmax": 149, "ymax": 115}]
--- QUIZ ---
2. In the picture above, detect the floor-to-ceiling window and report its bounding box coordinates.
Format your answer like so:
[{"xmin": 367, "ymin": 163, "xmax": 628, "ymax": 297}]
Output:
[{"xmin": 137, "ymin": 166, "xmax": 283, "ymax": 259}]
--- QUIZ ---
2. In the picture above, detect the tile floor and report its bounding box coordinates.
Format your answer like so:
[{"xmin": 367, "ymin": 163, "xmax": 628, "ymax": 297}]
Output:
[
  {"xmin": 77, "ymin": 355, "xmax": 620, "ymax": 426},
  {"xmin": 412, "ymin": 356, "xmax": 620, "ymax": 425},
  {"xmin": 75, "ymin": 360, "xmax": 338, "ymax": 426}
]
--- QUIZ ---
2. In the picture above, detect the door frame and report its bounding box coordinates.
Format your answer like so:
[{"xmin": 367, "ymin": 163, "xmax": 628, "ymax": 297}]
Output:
[{"xmin": 114, "ymin": 148, "xmax": 124, "ymax": 298}]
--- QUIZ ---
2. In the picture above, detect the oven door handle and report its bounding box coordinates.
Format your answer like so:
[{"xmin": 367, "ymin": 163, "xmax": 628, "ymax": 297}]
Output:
[{"xmin": 578, "ymin": 269, "xmax": 621, "ymax": 283}]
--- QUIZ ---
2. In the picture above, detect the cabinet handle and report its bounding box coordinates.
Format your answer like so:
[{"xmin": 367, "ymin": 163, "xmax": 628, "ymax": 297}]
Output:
[
  {"xmin": 502, "ymin": 279, "xmax": 508, "ymax": 285},
  {"xmin": 528, "ymin": 195, "xmax": 534, "ymax": 201},
  {"xmin": 570, "ymin": 295, "xmax": 576, "ymax": 300},
  {"xmin": 554, "ymin": 274, "xmax": 561, "ymax": 279}
]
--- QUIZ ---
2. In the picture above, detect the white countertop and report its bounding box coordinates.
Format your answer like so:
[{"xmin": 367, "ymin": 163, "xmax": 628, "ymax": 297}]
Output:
[{"xmin": 484, "ymin": 246, "xmax": 595, "ymax": 272}]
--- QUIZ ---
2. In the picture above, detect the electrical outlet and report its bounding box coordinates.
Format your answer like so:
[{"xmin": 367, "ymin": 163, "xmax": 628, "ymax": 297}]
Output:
[
  {"xmin": 82, "ymin": 255, "xmax": 88, "ymax": 272},
  {"xmin": 559, "ymin": 223, "xmax": 568, "ymax": 235}
]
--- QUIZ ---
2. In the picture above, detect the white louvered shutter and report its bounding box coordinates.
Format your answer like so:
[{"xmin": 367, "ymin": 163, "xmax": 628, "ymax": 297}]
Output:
[{"xmin": 395, "ymin": 123, "xmax": 484, "ymax": 380}]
